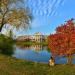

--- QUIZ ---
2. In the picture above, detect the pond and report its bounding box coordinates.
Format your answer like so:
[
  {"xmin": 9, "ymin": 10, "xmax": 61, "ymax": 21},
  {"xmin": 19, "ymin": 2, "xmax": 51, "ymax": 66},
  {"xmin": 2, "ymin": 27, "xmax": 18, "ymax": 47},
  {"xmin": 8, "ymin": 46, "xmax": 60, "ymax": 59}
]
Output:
[
  {"xmin": 12, "ymin": 44, "xmax": 75, "ymax": 64},
  {"xmin": 12, "ymin": 45, "xmax": 50, "ymax": 63}
]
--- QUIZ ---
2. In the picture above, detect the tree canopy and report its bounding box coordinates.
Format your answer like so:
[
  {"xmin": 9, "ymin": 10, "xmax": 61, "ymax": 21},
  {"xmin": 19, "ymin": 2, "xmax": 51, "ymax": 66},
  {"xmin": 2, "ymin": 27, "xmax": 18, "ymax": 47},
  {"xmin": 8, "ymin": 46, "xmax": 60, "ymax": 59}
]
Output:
[
  {"xmin": 48, "ymin": 19, "xmax": 75, "ymax": 57},
  {"xmin": 0, "ymin": 0, "xmax": 32, "ymax": 32}
]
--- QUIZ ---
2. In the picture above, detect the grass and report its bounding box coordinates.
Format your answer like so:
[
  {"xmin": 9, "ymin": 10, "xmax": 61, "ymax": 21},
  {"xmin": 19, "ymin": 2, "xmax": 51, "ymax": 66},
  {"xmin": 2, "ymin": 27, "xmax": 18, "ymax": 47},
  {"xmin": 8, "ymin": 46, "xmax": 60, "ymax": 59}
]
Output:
[
  {"xmin": 0, "ymin": 54, "xmax": 75, "ymax": 75},
  {"xmin": 16, "ymin": 41, "xmax": 48, "ymax": 46},
  {"xmin": 16, "ymin": 41, "xmax": 33, "ymax": 46},
  {"xmin": 0, "ymin": 35, "xmax": 75, "ymax": 75}
]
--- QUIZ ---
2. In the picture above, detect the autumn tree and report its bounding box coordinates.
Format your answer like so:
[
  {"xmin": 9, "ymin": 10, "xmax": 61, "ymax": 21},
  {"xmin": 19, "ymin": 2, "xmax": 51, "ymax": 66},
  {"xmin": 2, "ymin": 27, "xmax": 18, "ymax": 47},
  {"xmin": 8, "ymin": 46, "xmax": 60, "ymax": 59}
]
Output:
[
  {"xmin": 0, "ymin": 0, "xmax": 32, "ymax": 32},
  {"xmin": 48, "ymin": 19, "xmax": 75, "ymax": 64}
]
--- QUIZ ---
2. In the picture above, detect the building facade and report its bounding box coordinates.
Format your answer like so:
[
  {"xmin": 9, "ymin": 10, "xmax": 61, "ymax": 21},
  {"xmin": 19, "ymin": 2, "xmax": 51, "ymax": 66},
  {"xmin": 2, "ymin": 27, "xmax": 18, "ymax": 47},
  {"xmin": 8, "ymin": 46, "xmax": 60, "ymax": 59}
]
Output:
[
  {"xmin": 16, "ymin": 32, "xmax": 48, "ymax": 42},
  {"xmin": 32, "ymin": 32, "xmax": 45, "ymax": 42},
  {"xmin": 16, "ymin": 35, "xmax": 32, "ymax": 41}
]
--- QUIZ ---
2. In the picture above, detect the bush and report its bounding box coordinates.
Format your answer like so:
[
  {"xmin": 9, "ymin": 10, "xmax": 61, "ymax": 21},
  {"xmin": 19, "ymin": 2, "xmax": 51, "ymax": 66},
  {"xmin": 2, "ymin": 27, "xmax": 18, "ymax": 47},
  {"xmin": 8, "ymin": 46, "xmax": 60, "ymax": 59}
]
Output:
[{"xmin": 0, "ymin": 34, "xmax": 14, "ymax": 56}]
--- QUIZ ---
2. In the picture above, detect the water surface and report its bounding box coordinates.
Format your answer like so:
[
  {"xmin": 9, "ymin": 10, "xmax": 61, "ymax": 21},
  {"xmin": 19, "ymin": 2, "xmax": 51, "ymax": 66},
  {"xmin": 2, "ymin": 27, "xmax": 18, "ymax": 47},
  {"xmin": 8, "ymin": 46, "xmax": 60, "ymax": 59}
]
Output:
[{"xmin": 12, "ymin": 44, "xmax": 75, "ymax": 64}]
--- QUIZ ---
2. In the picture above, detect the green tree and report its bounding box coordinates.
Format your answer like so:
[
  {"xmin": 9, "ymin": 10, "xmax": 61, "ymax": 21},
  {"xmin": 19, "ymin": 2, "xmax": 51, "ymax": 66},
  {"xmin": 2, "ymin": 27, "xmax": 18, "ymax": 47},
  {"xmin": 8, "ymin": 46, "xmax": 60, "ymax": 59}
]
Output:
[{"xmin": 0, "ymin": 0, "xmax": 32, "ymax": 32}]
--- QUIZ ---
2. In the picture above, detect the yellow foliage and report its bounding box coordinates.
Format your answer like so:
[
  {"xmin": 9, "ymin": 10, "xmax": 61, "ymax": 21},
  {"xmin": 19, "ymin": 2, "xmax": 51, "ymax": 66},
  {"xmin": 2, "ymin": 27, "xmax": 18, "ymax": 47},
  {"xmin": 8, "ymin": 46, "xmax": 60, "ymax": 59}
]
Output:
[{"xmin": 0, "ymin": 0, "xmax": 32, "ymax": 31}]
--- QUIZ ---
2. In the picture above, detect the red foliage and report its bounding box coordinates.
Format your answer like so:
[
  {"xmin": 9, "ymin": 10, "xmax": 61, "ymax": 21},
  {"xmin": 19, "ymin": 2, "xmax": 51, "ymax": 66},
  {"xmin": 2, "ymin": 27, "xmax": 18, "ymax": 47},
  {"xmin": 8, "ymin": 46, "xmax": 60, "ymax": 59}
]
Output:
[{"xmin": 48, "ymin": 19, "xmax": 75, "ymax": 56}]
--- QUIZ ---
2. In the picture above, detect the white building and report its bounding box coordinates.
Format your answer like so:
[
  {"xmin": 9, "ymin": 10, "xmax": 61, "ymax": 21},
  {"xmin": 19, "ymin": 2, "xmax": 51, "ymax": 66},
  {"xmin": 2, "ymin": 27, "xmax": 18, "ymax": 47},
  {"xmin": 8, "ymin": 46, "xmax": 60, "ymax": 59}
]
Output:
[
  {"xmin": 16, "ymin": 32, "xmax": 48, "ymax": 42},
  {"xmin": 32, "ymin": 32, "xmax": 45, "ymax": 42},
  {"xmin": 16, "ymin": 35, "xmax": 32, "ymax": 41}
]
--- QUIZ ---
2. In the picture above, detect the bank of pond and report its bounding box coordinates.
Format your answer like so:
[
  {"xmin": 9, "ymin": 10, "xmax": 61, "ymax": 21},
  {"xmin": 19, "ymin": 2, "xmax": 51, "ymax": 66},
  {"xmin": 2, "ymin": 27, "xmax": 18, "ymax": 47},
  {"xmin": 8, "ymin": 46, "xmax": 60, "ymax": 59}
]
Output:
[
  {"xmin": 1, "ymin": 35, "xmax": 75, "ymax": 74},
  {"xmin": 0, "ymin": 54, "xmax": 75, "ymax": 75},
  {"xmin": 0, "ymin": 35, "xmax": 75, "ymax": 65}
]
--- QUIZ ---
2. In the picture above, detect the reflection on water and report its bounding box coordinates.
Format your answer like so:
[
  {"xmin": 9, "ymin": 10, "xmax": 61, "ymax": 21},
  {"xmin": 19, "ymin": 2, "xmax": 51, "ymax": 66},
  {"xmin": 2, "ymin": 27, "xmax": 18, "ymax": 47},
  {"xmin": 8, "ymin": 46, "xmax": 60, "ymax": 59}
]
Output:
[
  {"xmin": 16, "ymin": 44, "xmax": 48, "ymax": 51},
  {"xmin": 31, "ymin": 45, "xmax": 43, "ymax": 51},
  {"xmin": 12, "ymin": 44, "xmax": 50, "ymax": 63},
  {"xmin": 12, "ymin": 44, "xmax": 75, "ymax": 64}
]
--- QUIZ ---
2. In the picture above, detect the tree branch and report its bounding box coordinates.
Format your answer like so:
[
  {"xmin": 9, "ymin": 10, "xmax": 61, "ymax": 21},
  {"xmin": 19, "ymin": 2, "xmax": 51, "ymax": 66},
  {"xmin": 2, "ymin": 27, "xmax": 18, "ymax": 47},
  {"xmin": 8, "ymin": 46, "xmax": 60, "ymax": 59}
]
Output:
[{"xmin": 0, "ymin": 9, "xmax": 8, "ymax": 32}]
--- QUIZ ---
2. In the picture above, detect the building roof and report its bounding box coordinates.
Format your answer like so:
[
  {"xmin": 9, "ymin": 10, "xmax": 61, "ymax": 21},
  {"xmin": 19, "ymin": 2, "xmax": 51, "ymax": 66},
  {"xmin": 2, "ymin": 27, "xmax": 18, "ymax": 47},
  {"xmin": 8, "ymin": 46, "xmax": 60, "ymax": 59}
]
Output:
[{"xmin": 34, "ymin": 32, "xmax": 43, "ymax": 35}]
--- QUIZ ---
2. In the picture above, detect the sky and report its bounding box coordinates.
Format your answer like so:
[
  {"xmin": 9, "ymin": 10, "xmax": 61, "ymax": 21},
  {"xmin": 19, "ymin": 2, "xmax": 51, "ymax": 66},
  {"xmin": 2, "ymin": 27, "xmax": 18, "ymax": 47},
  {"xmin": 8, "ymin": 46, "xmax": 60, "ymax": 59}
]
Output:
[{"xmin": 2, "ymin": 0, "xmax": 75, "ymax": 36}]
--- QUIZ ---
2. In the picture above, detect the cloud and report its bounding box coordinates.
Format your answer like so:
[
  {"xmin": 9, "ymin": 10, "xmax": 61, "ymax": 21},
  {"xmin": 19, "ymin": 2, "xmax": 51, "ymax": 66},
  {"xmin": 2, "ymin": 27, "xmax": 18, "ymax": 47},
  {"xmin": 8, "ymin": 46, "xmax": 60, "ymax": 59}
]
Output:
[
  {"xmin": 43, "ymin": 9, "xmax": 48, "ymax": 15},
  {"xmin": 31, "ymin": 17, "xmax": 50, "ymax": 28},
  {"xmin": 61, "ymin": 0, "xmax": 67, "ymax": 6},
  {"xmin": 38, "ymin": 0, "xmax": 42, "ymax": 5},
  {"xmin": 26, "ymin": 0, "xmax": 67, "ymax": 17}
]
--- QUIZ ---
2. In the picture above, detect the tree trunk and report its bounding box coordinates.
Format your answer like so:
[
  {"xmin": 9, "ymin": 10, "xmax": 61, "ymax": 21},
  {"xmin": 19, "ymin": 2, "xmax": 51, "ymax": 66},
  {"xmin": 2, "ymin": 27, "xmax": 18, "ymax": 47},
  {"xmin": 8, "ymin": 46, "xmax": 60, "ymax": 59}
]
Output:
[
  {"xmin": 0, "ymin": 10, "xmax": 7, "ymax": 32},
  {"xmin": 67, "ymin": 55, "xmax": 72, "ymax": 64},
  {"xmin": 0, "ymin": 24, "xmax": 4, "ymax": 32}
]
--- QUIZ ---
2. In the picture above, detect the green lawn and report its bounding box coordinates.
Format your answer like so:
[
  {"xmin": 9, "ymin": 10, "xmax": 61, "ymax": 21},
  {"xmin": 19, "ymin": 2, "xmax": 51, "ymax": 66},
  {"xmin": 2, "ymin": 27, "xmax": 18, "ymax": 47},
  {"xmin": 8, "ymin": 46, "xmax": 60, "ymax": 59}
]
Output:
[
  {"xmin": 0, "ymin": 54, "xmax": 75, "ymax": 75},
  {"xmin": 16, "ymin": 41, "xmax": 48, "ymax": 46}
]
